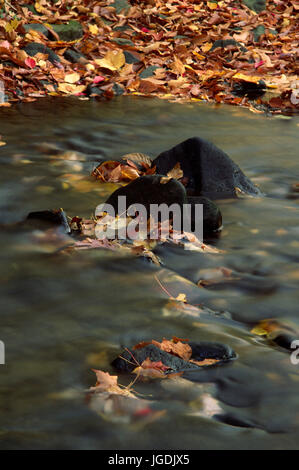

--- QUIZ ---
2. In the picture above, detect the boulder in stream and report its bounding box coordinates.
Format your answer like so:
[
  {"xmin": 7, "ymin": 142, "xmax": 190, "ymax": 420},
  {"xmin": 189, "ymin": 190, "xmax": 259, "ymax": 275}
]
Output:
[
  {"xmin": 112, "ymin": 341, "xmax": 236, "ymax": 373},
  {"xmin": 103, "ymin": 174, "xmax": 187, "ymax": 219},
  {"xmin": 152, "ymin": 137, "xmax": 261, "ymax": 199}
]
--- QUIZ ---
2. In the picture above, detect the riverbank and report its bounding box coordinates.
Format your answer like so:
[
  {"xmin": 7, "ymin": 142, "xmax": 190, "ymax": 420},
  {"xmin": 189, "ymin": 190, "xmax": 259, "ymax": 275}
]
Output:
[{"xmin": 0, "ymin": 0, "xmax": 298, "ymax": 114}]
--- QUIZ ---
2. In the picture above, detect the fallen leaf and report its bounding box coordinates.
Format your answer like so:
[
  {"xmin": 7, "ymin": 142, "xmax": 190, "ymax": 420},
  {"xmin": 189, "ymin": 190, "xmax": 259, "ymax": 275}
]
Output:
[
  {"xmin": 95, "ymin": 50, "xmax": 125, "ymax": 71},
  {"xmin": 64, "ymin": 72, "xmax": 81, "ymax": 84}
]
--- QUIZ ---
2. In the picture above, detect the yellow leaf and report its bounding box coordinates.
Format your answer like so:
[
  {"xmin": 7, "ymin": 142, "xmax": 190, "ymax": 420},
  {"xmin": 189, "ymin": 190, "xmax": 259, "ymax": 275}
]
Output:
[
  {"xmin": 201, "ymin": 42, "xmax": 213, "ymax": 53},
  {"xmin": 175, "ymin": 293, "xmax": 187, "ymax": 303},
  {"xmin": 232, "ymin": 73, "xmax": 263, "ymax": 84},
  {"xmin": 35, "ymin": 2, "xmax": 47, "ymax": 13},
  {"xmin": 58, "ymin": 83, "xmax": 86, "ymax": 94},
  {"xmin": 89, "ymin": 24, "xmax": 99, "ymax": 35},
  {"xmin": 5, "ymin": 19, "xmax": 19, "ymax": 33},
  {"xmin": 193, "ymin": 51, "xmax": 205, "ymax": 60},
  {"xmin": 86, "ymin": 63, "xmax": 95, "ymax": 71},
  {"xmin": 166, "ymin": 162, "xmax": 183, "ymax": 180},
  {"xmin": 207, "ymin": 1, "xmax": 218, "ymax": 9},
  {"xmin": 94, "ymin": 50, "xmax": 125, "ymax": 71},
  {"xmin": 64, "ymin": 72, "xmax": 81, "ymax": 84}
]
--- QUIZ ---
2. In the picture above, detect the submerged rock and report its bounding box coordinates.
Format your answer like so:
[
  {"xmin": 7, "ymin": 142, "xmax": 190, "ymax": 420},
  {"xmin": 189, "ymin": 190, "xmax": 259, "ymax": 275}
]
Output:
[
  {"xmin": 112, "ymin": 341, "xmax": 236, "ymax": 373},
  {"xmin": 152, "ymin": 137, "xmax": 261, "ymax": 199},
  {"xmin": 187, "ymin": 196, "xmax": 222, "ymax": 236},
  {"xmin": 26, "ymin": 209, "xmax": 70, "ymax": 233},
  {"xmin": 287, "ymin": 182, "xmax": 299, "ymax": 199}
]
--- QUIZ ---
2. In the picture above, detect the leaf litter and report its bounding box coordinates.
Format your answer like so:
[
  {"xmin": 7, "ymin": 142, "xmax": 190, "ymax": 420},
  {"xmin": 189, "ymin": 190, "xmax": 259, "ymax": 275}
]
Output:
[{"xmin": 0, "ymin": 0, "xmax": 297, "ymax": 114}]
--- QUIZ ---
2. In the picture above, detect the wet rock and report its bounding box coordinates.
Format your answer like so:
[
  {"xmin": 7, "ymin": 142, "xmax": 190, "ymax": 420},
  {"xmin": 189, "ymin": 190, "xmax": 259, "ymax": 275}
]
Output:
[
  {"xmin": 51, "ymin": 21, "xmax": 83, "ymax": 42},
  {"xmin": 152, "ymin": 137, "xmax": 261, "ymax": 199},
  {"xmin": 112, "ymin": 344, "xmax": 200, "ymax": 373},
  {"xmin": 103, "ymin": 175, "xmax": 187, "ymax": 219},
  {"xmin": 63, "ymin": 49, "xmax": 87, "ymax": 64},
  {"xmin": 86, "ymin": 84, "xmax": 104, "ymax": 97},
  {"xmin": 271, "ymin": 333, "xmax": 298, "ymax": 352},
  {"xmin": 112, "ymin": 341, "xmax": 236, "ymax": 373},
  {"xmin": 287, "ymin": 182, "xmax": 299, "ymax": 199},
  {"xmin": 187, "ymin": 196, "xmax": 222, "ymax": 236},
  {"xmin": 23, "ymin": 42, "xmax": 60, "ymax": 65},
  {"xmin": 26, "ymin": 209, "xmax": 70, "ymax": 233},
  {"xmin": 215, "ymin": 413, "xmax": 257, "ymax": 429},
  {"xmin": 232, "ymin": 80, "xmax": 266, "ymax": 99},
  {"xmin": 112, "ymin": 83, "xmax": 125, "ymax": 96},
  {"xmin": 189, "ymin": 342, "xmax": 236, "ymax": 362}
]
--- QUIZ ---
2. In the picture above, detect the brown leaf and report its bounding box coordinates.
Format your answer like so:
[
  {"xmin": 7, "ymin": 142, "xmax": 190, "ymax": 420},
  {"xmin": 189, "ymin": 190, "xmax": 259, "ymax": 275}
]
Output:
[{"xmin": 166, "ymin": 162, "xmax": 183, "ymax": 180}]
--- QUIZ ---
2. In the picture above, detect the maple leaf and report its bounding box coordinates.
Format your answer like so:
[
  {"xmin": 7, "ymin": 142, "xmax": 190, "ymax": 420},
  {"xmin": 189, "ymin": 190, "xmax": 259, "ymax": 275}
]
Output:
[
  {"xmin": 95, "ymin": 50, "xmax": 125, "ymax": 71},
  {"xmin": 133, "ymin": 358, "xmax": 170, "ymax": 378}
]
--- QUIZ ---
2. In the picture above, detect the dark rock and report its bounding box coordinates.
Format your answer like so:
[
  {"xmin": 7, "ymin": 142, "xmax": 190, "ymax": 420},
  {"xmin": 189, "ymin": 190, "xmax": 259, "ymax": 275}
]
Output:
[
  {"xmin": 112, "ymin": 83, "xmax": 124, "ymax": 96},
  {"xmin": 271, "ymin": 333, "xmax": 298, "ymax": 352},
  {"xmin": 23, "ymin": 42, "xmax": 60, "ymax": 65},
  {"xmin": 242, "ymin": 0, "xmax": 266, "ymax": 13},
  {"xmin": 124, "ymin": 51, "xmax": 141, "ymax": 64},
  {"xmin": 103, "ymin": 175, "xmax": 187, "ymax": 220},
  {"xmin": 152, "ymin": 137, "xmax": 261, "ymax": 199},
  {"xmin": 86, "ymin": 85, "xmax": 104, "ymax": 97},
  {"xmin": 112, "ymin": 344, "xmax": 200, "ymax": 373},
  {"xmin": 51, "ymin": 21, "xmax": 83, "ymax": 42},
  {"xmin": 112, "ymin": 341, "xmax": 236, "ymax": 373},
  {"xmin": 189, "ymin": 341, "xmax": 236, "ymax": 362},
  {"xmin": 26, "ymin": 209, "xmax": 70, "ymax": 233},
  {"xmin": 63, "ymin": 49, "xmax": 87, "ymax": 64},
  {"xmin": 139, "ymin": 65, "xmax": 160, "ymax": 79},
  {"xmin": 287, "ymin": 182, "xmax": 299, "ymax": 199},
  {"xmin": 23, "ymin": 23, "xmax": 51, "ymax": 38},
  {"xmin": 187, "ymin": 196, "xmax": 222, "ymax": 236},
  {"xmin": 215, "ymin": 413, "xmax": 257, "ymax": 429},
  {"xmin": 210, "ymin": 39, "xmax": 247, "ymax": 53},
  {"xmin": 232, "ymin": 80, "xmax": 266, "ymax": 99},
  {"xmin": 111, "ymin": 38, "xmax": 135, "ymax": 47}
]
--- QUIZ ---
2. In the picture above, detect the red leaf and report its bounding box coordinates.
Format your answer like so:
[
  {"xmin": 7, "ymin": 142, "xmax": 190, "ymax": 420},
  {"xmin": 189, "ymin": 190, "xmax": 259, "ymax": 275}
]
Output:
[
  {"xmin": 93, "ymin": 75, "xmax": 105, "ymax": 84},
  {"xmin": 25, "ymin": 57, "xmax": 36, "ymax": 69}
]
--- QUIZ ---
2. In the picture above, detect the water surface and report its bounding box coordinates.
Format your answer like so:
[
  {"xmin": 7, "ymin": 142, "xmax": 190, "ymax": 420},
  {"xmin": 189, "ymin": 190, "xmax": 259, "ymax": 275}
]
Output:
[{"xmin": 0, "ymin": 97, "xmax": 298, "ymax": 449}]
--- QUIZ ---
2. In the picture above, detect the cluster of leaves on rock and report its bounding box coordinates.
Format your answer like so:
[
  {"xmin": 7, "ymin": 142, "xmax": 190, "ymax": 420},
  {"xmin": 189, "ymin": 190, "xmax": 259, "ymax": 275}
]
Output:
[
  {"xmin": 87, "ymin": 336, "xmax": 222, "ymax": 424},
  {"xmin": 0, "ymin": 0, "xmax": 298, "ymax": 113}
]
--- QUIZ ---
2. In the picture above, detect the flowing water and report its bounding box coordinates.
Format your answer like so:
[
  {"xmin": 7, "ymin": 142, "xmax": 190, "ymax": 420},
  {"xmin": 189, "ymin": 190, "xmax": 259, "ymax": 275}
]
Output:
[{"xmin": 0, "ymin": 96, "xmax": 298, "ymax": 450}]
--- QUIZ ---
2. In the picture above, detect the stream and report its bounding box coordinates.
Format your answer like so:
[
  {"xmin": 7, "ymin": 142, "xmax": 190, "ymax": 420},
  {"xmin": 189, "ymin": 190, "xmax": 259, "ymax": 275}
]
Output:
[{"xmin": 0, "ymin": 96, "xmax": 298, "ymax": 450}]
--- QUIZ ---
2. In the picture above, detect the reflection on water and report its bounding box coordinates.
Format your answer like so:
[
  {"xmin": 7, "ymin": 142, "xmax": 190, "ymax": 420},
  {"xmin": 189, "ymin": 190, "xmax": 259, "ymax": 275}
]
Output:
[{"xmin": 0, "ymin": 97, "xmax": 298, "ymax": 449}]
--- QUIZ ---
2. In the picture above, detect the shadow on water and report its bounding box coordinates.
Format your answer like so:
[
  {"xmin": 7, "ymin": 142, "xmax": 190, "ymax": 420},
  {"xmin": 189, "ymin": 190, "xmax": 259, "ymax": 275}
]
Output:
[{"xmin": 0, "ymin": 96, "xmax": 298, "ymax": 449}]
